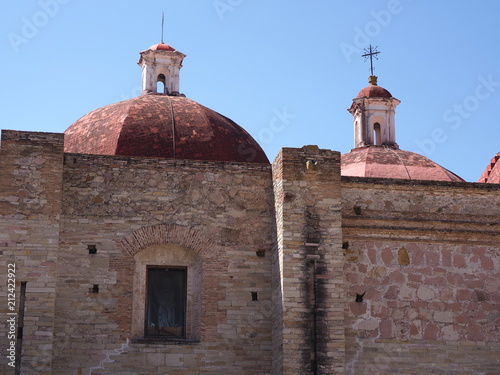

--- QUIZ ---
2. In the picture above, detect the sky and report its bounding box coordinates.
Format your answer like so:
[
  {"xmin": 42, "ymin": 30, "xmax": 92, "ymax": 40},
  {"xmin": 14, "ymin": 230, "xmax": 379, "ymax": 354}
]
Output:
[{"xmin": 1, "ymin": 0, "xmax": 499, "ymax": 182}]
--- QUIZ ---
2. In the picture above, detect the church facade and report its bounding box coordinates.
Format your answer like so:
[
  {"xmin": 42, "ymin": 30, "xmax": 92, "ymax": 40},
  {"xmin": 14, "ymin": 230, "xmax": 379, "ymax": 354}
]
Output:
[{"xmin": 1, "ymin": 42, "xmax": 499, "ymax": 375}]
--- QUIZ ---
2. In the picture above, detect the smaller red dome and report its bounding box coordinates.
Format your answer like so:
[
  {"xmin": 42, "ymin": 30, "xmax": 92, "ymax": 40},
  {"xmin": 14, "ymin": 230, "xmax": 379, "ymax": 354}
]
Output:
[
  {"xmin": 356, "ymin": 84, "xmax": 392, "ymax": 99},
  {"xmin": 342, "ymin": 146, "xmax": 464, "ymax": 182},
  {"xmin": 148, "ymin": 43, "xmax": 176, "ymax": 51},
  {"xmin": 478, "ymin": 152, "xmax": 500, "ymax": 183}
]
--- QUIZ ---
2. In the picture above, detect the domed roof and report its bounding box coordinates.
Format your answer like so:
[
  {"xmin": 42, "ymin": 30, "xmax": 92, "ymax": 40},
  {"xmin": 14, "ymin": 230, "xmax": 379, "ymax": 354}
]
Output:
[
  {"xmin": 356, "ymin": 84, "xmax": 392, "ymax": 99},
  {"xmin": 354, "ymin": 75, "xmax": 393, "ymax": 99},
  {"xmin": 64, "ymin": 94, "xmax": 269, "ymax": 163},
  {"xmin": 341, "ymin": 146, "xmax": 464, "ymax": 182},
  {"xmin": 478, "ymin": 152, "xmax": 500, "ymax": 183},
  {"xmin": 148, "ymin": 42, "xmax": 176, "ymax": 51}
]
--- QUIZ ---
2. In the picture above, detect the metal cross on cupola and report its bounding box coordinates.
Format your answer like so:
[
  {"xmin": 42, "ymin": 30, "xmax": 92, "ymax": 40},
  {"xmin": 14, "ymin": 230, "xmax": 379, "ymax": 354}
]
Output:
[{"xmin": 362, "ymin": 45, "xmax": 380, "ymax": 76}]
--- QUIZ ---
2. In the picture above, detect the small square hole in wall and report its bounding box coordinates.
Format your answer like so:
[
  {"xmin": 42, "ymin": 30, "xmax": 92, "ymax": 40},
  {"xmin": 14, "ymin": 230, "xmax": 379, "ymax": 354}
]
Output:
[
  {"xmin": 88, "ymin": 245, "xmax": 97, "ymax": 254},
  {"xmin": 256, "ymin": 248, "xmax": 266, "ymax": 257},
  {"xmin": 91, "ymin": 284, "xmax": 99, "ymax": 293},
  {"xmin": 251, "ymin": 292, "xmax": 258, "ymax": 301}
]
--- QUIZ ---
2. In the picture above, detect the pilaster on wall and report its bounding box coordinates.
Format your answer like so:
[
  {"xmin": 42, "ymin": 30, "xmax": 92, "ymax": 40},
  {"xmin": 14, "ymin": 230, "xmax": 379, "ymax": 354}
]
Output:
[
  {"xmin": 272, "ymin": 145, "xmax": 345, "ymax": 375},
  {"xmin": 0, "ymin": 130, "xmax": 64, "ymax": 374}
]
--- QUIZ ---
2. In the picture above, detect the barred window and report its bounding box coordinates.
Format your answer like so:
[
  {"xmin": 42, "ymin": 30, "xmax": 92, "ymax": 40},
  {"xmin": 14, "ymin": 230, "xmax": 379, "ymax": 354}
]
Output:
[{"xmin": 146, "ymin": 267, "xmax": 186, "ymax": 338}]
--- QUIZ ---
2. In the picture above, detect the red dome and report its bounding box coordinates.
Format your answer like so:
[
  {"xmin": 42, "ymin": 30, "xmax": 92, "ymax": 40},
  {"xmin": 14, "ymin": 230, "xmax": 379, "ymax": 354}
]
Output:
[
  {"xmin": 341, "ymin": 146, "xmax": 464, "ymax": 182},
  {"xmin": 148, "ymin": 43, "xmax": 176, "ymax": 51},
  {"xmin": 64, "ymin": 94, "xmax": 269, "ymax": 163},
  {"xmin": 356, "ymin": 84, "xmax": 392, "ymax": 99},
  {"xmin": 478, "ymin": 152, "xmax": 500, "ymax": 183}
]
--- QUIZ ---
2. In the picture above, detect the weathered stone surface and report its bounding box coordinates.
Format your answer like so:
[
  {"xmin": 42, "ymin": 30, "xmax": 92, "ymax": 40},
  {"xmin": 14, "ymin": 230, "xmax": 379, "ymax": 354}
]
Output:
[
  {"xmin": 342, "ymin": 177, "xmax": 500, "ymax": 374},
  {"xmin": 1, "ymin": 132, "xmax": 499, "ymax": 375},
  {"xmin": 271, "ymin": 146, "xmax": 345, "ymax": 375},
  {"xmin": 398, "ymin": 246, "xmax": 411, "ymax": 266}
]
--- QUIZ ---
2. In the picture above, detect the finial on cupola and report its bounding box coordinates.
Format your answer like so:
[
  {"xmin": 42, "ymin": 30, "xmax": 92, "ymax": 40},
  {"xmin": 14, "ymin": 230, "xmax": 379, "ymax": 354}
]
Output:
[{"xmin": 137, "ymin": 14, "xmax": 186, "ymax": 96}]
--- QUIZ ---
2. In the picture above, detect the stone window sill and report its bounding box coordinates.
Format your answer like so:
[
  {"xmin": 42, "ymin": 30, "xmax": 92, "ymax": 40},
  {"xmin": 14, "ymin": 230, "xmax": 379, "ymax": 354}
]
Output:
[{"xmin": 131, "ymin": 338, "xmax": 200, "ymax": 346}]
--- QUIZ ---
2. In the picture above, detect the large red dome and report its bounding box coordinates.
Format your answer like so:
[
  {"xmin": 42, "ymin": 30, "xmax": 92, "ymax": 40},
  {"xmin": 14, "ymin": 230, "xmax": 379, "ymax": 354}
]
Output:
[
  {"xmin": 341, "ymin": 146, "xmax": 464, "ymax": 182},
  {"xmin": 64, "ymin": 94, "xmax": 269, "ymax": 163}
]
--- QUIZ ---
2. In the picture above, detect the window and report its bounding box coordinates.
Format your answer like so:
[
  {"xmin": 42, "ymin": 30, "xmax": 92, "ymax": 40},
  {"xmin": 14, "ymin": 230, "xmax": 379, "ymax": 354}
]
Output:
[
  {"xmin": 145, "ymin": 267, "xmax": 186, "ymax": 338},
  {"xmin": 157, "ymin": 74, "xmax": 166, "ymax": 94},
  {"xmin": 131, "ymin": 244, "xmax": 201, "ymax": 342},
  {"xmin": 373, "ymin": 122, "xmax": 381, "ymax": 146}
]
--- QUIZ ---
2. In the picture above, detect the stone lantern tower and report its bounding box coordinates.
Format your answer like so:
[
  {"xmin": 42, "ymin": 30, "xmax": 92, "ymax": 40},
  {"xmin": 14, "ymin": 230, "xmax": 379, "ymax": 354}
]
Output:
[
  {"xmin": 138, "ymin": 42, "xmax": 186, "ymax": 95},
  {"xmin": 348, "ymin": 75, "xmax": 401, "ymax": 148}
]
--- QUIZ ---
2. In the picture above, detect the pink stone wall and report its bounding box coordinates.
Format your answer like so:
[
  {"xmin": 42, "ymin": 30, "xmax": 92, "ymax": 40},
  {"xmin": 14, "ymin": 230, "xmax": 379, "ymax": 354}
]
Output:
[
  {"xmin": 345, "ymin": 241, "xmax": 499, "ymax": 342},
  {"xmin": 342, "ymin": 177, "xmax": 500, "ymax": 374}
]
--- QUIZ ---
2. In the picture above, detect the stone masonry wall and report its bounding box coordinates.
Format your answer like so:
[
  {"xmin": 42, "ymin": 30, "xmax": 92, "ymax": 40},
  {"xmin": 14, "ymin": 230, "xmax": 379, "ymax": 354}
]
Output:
[
  {"xmin": 53, "ymin": 152, "xmax": 276, "ymax": 374},
  {"xmin": 3, "ymin": 130, "xmax": 499, "ymax": 375},
  {"xmin": 0, "ymin": 131, "xmax": 64, "ymax": 375},
  {"xmin": 272, "ymin": 146, "xmax": 345, "ymax": 374},
  {"xmin": 341, "ymin": 177, "xmax": 500, "ymax": 375}
]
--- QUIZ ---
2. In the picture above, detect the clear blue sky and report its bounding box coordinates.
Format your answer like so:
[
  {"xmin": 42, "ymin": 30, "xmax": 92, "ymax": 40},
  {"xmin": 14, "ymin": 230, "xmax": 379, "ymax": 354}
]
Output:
[{"xmin": 1, "ymin": 0, "xmax": 499, "ymax": 182}]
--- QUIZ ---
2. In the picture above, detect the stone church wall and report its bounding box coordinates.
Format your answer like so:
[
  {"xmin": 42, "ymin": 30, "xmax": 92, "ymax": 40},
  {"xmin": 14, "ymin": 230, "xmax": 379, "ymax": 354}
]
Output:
[
  {"xmin": 2, "ymin": 131, "xmax": 500, "ymax": 374},
  {"xmin": 271, "ymin": 146, "xmax": 345, "ymax": 375},
  {"xmin": 0, "ymin": 129, "xmax": 277, "ymax": 375},
  {"xmin": 341, "ymin": 177, "xmax": 500, "ymax": 374},
  {"xmin": 0, "ymin": 131, "xmax": 64, "ymax": 374},
  {"xmin": 53, "ymin": 153, "xmax": 275, "ymax": 374}
]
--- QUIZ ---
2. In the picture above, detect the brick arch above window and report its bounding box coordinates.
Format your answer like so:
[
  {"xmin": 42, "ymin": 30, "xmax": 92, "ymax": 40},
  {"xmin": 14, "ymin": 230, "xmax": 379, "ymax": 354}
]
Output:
[
  {"xmin": 121, "ymin": 224, "xmax": 216, "ymax": 258},
  {"xmin": 122, "ymin": 223, "xmax": 216, "ymax": 342}
]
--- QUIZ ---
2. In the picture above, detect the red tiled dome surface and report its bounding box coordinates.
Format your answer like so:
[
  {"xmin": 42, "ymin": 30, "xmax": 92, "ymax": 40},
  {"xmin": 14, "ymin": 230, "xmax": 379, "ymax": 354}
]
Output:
[
  {"xmin": 341, "ymin": 146, "xmax": 464, "ymax": 182},
  {"xmin": 148, "ymin": 43, "xmax": 176, "ymax": 51},
  {"xmin": 64, "ymin": 94, "xmax": 269, "ymax": 163},
  {"xmin": 356, "ymin": 84, "xmax": 392, "ymax": 99},
  {"xmin": 478, "ymin": 152, "xmax": 500, "ymax": 183}
]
